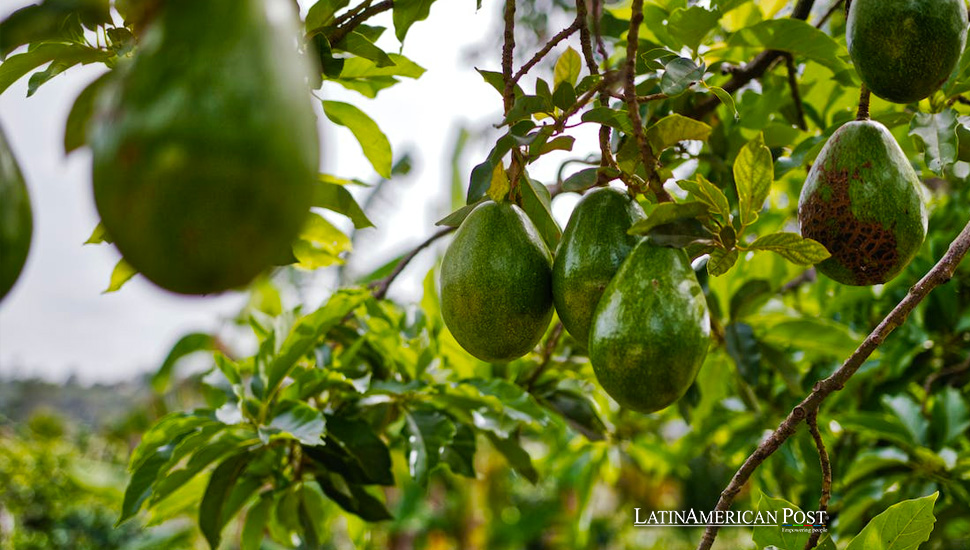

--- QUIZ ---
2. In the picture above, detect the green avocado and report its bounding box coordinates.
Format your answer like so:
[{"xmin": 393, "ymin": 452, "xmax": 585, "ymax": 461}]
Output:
[
  {"xmin": 847, "ymin": 0, "xmax": 968, "ymax": 103},
  {"xmin": 588, "ymin": 242, "xmax": 710, "ymax": 413},
  {"xmin": 440, "ymin": 201, "xmax": 554, "ymax": 362},
  {"xmin": 798, "ymin": 120, "xmax": 927, "ymax": 285},
  {"xmin": 552, "ymin": 187, "xmax": 644, "ymax": 345},
  {"xmin": 0, "ymin": 125, "xmax": 33, "ymax": 302},
  {"xmin": 90, "ymin": 0, "xmax": 319, "ymax": 295}
]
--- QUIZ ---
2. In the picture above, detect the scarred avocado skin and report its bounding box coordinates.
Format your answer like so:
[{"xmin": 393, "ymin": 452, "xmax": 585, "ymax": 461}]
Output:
[
  {"xmin": 552, "ymin": 187, "xmax": 644, "ymax": 345},
  {"xmin": 848, "ymin": 0, "xmax": 968, "ymax": 103},
  {"xmin": 798, "ymin": 120, "xmax": 927, "ymax": 285},
  {"xmin": 0, "ymin": 126, "xmax": 32, "ymax": 301},
  {"xmin": 90, "ymin": 0, "xmax": 319, "ymax": 295},
  {"xmin": 588, "ymin": 242, "xmax": 710, "ymax": 414},
  {"xmin": 440, "ymin": 201, "xmax": 554, "ymax": 362}
]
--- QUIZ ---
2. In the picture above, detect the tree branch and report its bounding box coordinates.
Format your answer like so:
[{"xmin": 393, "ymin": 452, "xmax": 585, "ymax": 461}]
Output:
[
  {"xmin": 332, "ymin": 0, "xmax": 375, "ymax": 28},
  {"xmin": 502, "ymin": 0, "xmax": 517, "ymax": 114},
  {"xmin": 512, "ymin": 19, "xmax": 582, "ymax": 85},
  {"xmin": 526, "ymin": 322, "xmax": 564, "ymax": 389},
  {"xmin": 689, "ymin": 0, "xmax": 816, "ymax": 119},
  {"xmin": 815, "ymin": 0, "xmax": 845, "ymax": 28},
  {"xmin": 696, "ymin": 218, "xmax": 970, "ymax": 550},
  {"xmin": 327, "ymin": 0, "xmax": 394, "ymax": 45},
  {"xmin": 804, "ymin": 410, "xmax": 832, "ymax": 550},
  {"xmin": 785, "ymin": 54, "xmax": 807, "ymax": 130},
  {"xmin": 623, "ymin": 0, "xmax": 672, "ymax": 202},
  {"xmin": 369, "ymin": 227, "xmax": 455, "ymax": 301}
]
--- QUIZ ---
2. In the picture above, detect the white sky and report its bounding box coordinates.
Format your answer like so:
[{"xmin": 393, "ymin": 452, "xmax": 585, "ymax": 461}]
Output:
[{"xmin": 0, "ymin": 0, "xmax": 596, "ymax": 383}]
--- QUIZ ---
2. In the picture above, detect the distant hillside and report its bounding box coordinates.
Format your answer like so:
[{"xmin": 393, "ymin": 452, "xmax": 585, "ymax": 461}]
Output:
[{"xmin": 0, "ymin": 376, "xmax": 153, "ymax": 427}]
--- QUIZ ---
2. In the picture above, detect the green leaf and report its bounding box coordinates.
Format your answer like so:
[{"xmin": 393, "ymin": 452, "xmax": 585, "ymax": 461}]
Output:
[
  {"xmin": 562, "ymin": 167, "xmax": 606, "ymax": 192},
  {"xmin": 845, "ymin": 493, "xmax": 938, "ymax": 550},
  {"xmin": 734, "ymin": 134, "xmax": 773, "ymax": 227},
  {"xmin": 758, "ymin": 317, "xmax": 859, "ymax": 357},
  {"xmin": 1, "ymin": 3, "xmax": 109, "ymax": 58},
  {"xmin": 729, "ymin": 279, "xmax": 772, "ymax": 319},
  {"xmin": 241, "ymin": 492, "xmax": 273, "ymax": 550},
  {"xmin": 476, "ymin": 68, "xmax": 524, "ymax": 98},
  {"xmin": 839, "ymin": 412, "xmax": 917, "ymax": 447},
  {"xmin": 629, "ymin": 201, "xmax": 710, "ymax": 236},
  {"xmin": 199, "ymin": 453, "xmax": 251, "ymax": 549},
  {"xmin": 725, "ymin": 322, "xmax": 760, "ymax": 385},
  {"xmin": 393, "ymin": 0, "xmax": 437, "ymax": 43},
  {"xmin": 504, "ymin": 95, "xmax": 553, "ymax": 124},
  {"xmin": 541, "ymin": 389, "xmax": 607, "ymax": 441},
  {"xmin": 581, "ymin": 106, "xmax": 634, "ymax": 133},
  {"xmin": 322, "ymin": 100, "xmax": 392, "ymax": 178},
  {"xmin": 338, "ymin": 54, "xmax": 425, "ymax": 79},
  {"xmin": 441, "ymin": 423, "xmax": 477, "ymax": 477},
  {"xmin": 403, "ymin": 408, "xmax": 456, "ymax": 485},
  {"xmin": 486, "ymin": 432, "xmax": 538, "ymax": 484},
  {"xmin": 909, "ymin": 109, "xmax": 958, "ymax": 175},
  {"xmin": 466, "ymin": 160, "xmax": 493, "ymax": 204},
  {"xmin": 264, "ymin": 289, "xmax": 370, "ymax": 396},
  {"xmin": 728, "ymin": 19, "xmax": 853, "ymax": 83},
  {"xmin": 325, "ymin": 415, "xmax": 394, "ymax": 485},
  {"xmin": 84, "ymin": 221, "xmax": 111, "ymax": 244},
  {"xmin": 708, "ymin": 247, "xmax": 739, "ymax": 276},
  {"xmin": 667, "ymin": 6, "xmax": 721, "ymax": 51},
  {"xmin": 881, "ymin": 394, "xmax": 928, "ymax": 447},
  {"xmin": 747, "ymin": 232, "xmax": 831, "ymax": 264},
  {"xmin": 264, "ymin": 400, "xmax": 326, "ymax": 445},
  {"xmin": 336, "ymin": 31, "xmax": 395, "ymax": 68},
  {"xmin": 677, "ymin": 175, "xmax": 730, "ymax": 224},
  {"xmin": 306, "ymin": 0, "xmax": 350, "ymax": 31},
  {"xmin": 150, "ymin": 333, "xmax": 216, "ymax": 393},
  {"xmin": 660, "ymin": 57, "xmax": 704, "ymax": 96},
  {"xmin": 553, "ymin": 47, "xmax": 582, "ymax": 89},
  {"xmin": 0, "ymin": 43, "xmax": 110, "ymax": 95},
  {"xmin": 703, "ymin": 83, "xmax": 739, "ymax": 120},
  {"xmin": 64, "ymin": 71, "xmax": 108, "ymax": 153},
  {"xmin": 104, "ymin": 258, "xmax": 137, "ymax": 293},
  {"xmin": 646, "ymin": 113, "xmax": 712, "ymax": 153},
  {"xmin": 520, "ymin": 173, "xmax": 561, "ymax": 250},
  {"xmin": 436, "ymin": 198, "xmax": 485, "ymax": 227},
  {"xmin": 120, "ymin": 445, "xmax": 174, "ymax": 524},
  {"xmin": 292, "ymin": 213, "xmax": 351, "ymax": 269},
  {"xmin": 464, "ymin": 378, "xmax": 550, "ymax": 426},
  {"xmin": 753, "ymin": 492, "xmax": 811, "ymax": 550},
  {"xmin": 313, "ymin": 181, "xmax": 374, "ymax": 229},
  {"xmin": 552, "ymin": 81, "xmax": 577, "ymax": 111},
  {"xmin": 931, "ymin": 387, "xmax": 970, "ymax": 447},
  {"xmin": 316, "ymin": 474, "xmax": 394, "ymax": 521}
]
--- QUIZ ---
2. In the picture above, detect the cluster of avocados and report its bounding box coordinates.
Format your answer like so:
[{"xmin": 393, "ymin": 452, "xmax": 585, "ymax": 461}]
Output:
[
  {"xmin": 90, "ymin": 0, "xmax": 319, "ymax": 295},
  {"xmin": 800, "ymin": 0, "xmax": 967, "ymax": 285},
  {"xmin": 441, "ymin": 189, "xmax": 710, "ymax": 414}
]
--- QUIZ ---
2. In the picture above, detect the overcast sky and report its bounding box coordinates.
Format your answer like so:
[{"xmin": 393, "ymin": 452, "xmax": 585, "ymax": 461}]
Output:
[{"xmin": 0, "ymin": 1, "xmax": 594, "ymax": 383}]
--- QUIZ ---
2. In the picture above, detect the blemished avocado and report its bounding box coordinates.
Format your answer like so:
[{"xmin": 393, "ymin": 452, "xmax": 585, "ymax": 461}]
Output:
[
  {"xmin": 552, "ymin": 187, "xmax": 644, "ymax": 345},
  {"xmin": 847, "ymin": 0, "xmax": 968, "ymax": 103},
  {"xmin": 0, "ymin": 125, "xmax": 32, "ymax": 301},
  {"xmin": 440, "ymin": 201, "xmax": 554, "ymax": 362},
  {"xmin": 90, "ymin": 0, "xmax": 319, "ymax": 295},
  {"xmin": 798, "ymin": 120, "xmax": 927, "ymax": 285},
  {"xmin": 588, "ymin": 242, "xmax": 710, "ymax": 414}
]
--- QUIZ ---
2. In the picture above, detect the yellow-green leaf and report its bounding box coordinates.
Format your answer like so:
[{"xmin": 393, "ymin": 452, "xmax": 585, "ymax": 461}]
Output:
[
  {"xmin": 322, "ymin": 100, "xmax": 392, "ymax": 178},
  {"xmin": 104, "ymin": 258, "xmax": 136, "ymax": 293},
  {"xmin": 708, "ymin": 247, "xmax": 738, "ymax": 276},
  {"xmin": 646, "ymin": 113, "xmax": 712, "ymax": 153},
  {"xmin": 734, "ymin": 133, "xmax": 772, "ymax": 228},
  {"xmin": 747, "ymin": 232, "xmax": 831, "ymax": 265},
  {"xmin": 292, "ymin": 213, "xmax": 352, "ymax": 269},
  {"xmin": 553, "ymin": 47, "xmax": 581, "ymax": 90}
]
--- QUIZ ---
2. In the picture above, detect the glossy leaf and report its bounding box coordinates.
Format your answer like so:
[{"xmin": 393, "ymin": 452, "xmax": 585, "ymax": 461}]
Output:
[
  {"xmin": 519, "ymin": 173, "xmax": 561, "ymax": 249},
  {"xmin": 645, "ymin": 114, "xmax": 712, "ymax": 153},
  {"xmin": 322, "ymin": 100, "xmax": 392, "ymax": 178},
  {"xmin": 747, "ymin": 232, "xmax": 831, "ymax": 264},
  {"xmin": 845, "ymin": 493, "xmax": 938, "ymax": 550},
  {"xmin": 909, "ymin": 109, "xmax": 958, "ymax": 175},
  {"xmin": 404, "ymin": 408, "xmax": 456, "ymax": 485},
  {"xmin": 734, "ymin": 134, "xmax": 773, "ymax": 228},
  {"xmin": 313, "ymin": 181, "xmax": 374, "ymax": 229},
  {"xmin": 629, "ymin": 201, "xmax": 710, "ymax": 236}
]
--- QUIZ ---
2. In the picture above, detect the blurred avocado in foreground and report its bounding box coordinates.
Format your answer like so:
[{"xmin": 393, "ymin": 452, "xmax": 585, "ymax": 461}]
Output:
[
  {"xmin": 440, "ymin": 201, "xmax": 553, "ymax": 362},
  {"xmin": 0, "ymin": 125, "xmax": 33, "ymax": 302},
  {"xmin": 90, "ymin": 0, "xmax": 319, "ymax": 295}
]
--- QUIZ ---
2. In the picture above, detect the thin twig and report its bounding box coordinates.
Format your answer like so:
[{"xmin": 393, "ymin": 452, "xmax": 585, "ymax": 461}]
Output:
[
  {"xmin": 606, "ymin": 89, "xmax": 675, "ymax": 103},
  {"xmin": 591, "ymin": 0, "xmax": 608, "ymax": 62},
  {"xmin": 856, "ymin": 84, "xmax": 871, "ymax": 120},
  {"xmin": 815, "ymin": 0, "xmax": 845, "ymax": 28},
  {"xmin": 526, "ymin": 322, "xmax": 564, "ymax": 389},
  {"xmin": 804, "ymin": 411, "xmax": 832, "ymax": 550},
  {"xmin": 696, "ymin": 219, "xmax": 970, "ymax": 550},
  {"xmin": 785, "ymin": 54, "xmax": 807, "ymax": 130},
  {"xmin": 689, "ymin": 0, "xmax": 816, "ymax": 119},
  {"xmin": 502, "ymin": 0, "xmax": 517, "ymax": 114},
  {"xmin": 576, "ymin": 0, "xmax": 598, "ymax": 75},
  {"xmin": 947, "ymin": 95, "xmax": 970, "ymax": 107},
  {"xmin": 332, "ymin": 0, "xmax": 375, "ymax": 28},
  {"xmin": 327, "ymin": 0, "xmax": 393, "ymax": 45},
  {"xmin": 512, "ymin": 20, "xmax": 582, "ymax": 84},
  {"xmin": 623, "ymin": 0, "xmax": 672, "ymax": 202},
  {"xmin": 369, "ymin": 227, "xmax": 455, "ymax": 301}
]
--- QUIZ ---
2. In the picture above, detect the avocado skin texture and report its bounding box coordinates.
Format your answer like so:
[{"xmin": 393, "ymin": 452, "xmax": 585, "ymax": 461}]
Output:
[
  {"xmin": 440, "ymin": 201, "xmax": 554, "ymax": 362},
  {"xmin": 848, "ymin": 0, "xmax": 968, "ymax": 103},
  {"xmin": 589, "ymin": 242, "xmax": 710, "ymax": 413},
  {"xmin": 553, "ymin": 187, "xmax": 645, "ymax": 345},
  {"xmin": 90, "ymin": 0, "xmax": 318, "ymax": 295},
  {"xmin": 798, "ymin": 120, "xmax": 927, "ymax": 286},
  {"xmin": 0, "ymin": 126, "xmax": 32, "ymax": 301}
]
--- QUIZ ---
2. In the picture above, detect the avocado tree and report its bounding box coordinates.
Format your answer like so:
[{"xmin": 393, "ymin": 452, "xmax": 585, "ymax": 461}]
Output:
[{"xmin": 1, "ymin": 0, "xmax": 969, "ymax": 549}]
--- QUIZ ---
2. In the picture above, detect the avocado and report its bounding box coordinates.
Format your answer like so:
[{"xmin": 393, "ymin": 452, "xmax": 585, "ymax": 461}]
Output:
[
  {"xmin": 799, "ymin": 120, "xmax": 927, "ymax": 285},
  {"xmin": 847, "ymin": 0, "xmax": 968, "ymax": 103},
  {"xmin": 552, "ymin": 187, "xmax": 644, "ymax": 345},
  {"xmin": 440, "ymin": 201, "xmax": 554, "ymax": 362},
  {"xmin": 588, "ymin": 242, "xmax": 710, "ymax": 413},
  {"xmin": 0, "ymin": 126, "xmax": 32, "ymax": 302},
  {"xmin": 90, "ymin": 0, "xmax": 319, "ymax": 294}
]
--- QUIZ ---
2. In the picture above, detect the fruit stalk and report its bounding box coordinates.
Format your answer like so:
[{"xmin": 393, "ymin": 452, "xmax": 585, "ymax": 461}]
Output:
[
  {"xmin": 856, "ymin": 84, "xmax": 870, "ymax": 120},
  {"xmin": 696, "ymin": 217, "xmax": 970, "ymax": 550}
]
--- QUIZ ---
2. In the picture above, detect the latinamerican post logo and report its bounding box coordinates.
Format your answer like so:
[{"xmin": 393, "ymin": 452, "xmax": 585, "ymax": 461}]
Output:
[{"xmin": 634, "ymin": 508, "xmax": 828, "ymax": 534}]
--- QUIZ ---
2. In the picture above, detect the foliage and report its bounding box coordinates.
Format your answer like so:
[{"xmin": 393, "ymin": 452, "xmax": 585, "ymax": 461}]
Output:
[{"xmin": 1, "ymin": 0, "xmax": 970, "ymax": 549}]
